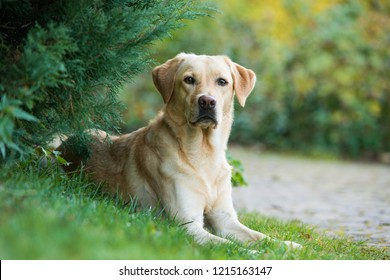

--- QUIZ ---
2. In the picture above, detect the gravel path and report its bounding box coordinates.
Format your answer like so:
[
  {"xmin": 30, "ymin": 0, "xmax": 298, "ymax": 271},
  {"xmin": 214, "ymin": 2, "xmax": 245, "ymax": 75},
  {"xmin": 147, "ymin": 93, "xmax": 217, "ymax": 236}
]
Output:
[{"xmin": 230, "ymin": 146, "xmax": 390, "ymax": 248}]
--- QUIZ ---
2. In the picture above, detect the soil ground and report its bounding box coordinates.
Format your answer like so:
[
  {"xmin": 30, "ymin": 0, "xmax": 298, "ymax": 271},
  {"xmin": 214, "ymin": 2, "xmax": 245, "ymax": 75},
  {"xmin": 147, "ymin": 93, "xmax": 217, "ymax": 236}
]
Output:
[{"xmin": 230, "ymin": 146, "xmax": 390, "ymax": 248}]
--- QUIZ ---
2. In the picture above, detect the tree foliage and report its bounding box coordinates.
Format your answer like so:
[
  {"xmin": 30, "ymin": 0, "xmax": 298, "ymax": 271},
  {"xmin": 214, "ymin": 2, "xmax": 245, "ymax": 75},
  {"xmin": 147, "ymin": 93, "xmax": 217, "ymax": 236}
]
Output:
[
  {"xmin": 237, "ymin": 0, "xmax": 390, "ymax": 157},
  {"xmin": 0, "ymin": 0, "xmax": 209, "ymax": 161}
]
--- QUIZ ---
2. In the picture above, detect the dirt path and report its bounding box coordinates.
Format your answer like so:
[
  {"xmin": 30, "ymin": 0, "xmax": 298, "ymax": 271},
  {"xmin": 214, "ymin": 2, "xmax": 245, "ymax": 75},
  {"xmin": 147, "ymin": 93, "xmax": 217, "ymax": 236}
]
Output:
[{"xmin": 230, "ymin": 146, "xmax": 390, "ymax": 248}]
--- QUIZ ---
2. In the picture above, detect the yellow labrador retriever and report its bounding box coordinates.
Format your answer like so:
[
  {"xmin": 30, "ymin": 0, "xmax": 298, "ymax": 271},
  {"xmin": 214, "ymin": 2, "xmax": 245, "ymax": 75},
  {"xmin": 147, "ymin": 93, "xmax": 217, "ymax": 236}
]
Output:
[{"xmin": 59, "ymin": 53, "xmax": 301, "ymax": 249}]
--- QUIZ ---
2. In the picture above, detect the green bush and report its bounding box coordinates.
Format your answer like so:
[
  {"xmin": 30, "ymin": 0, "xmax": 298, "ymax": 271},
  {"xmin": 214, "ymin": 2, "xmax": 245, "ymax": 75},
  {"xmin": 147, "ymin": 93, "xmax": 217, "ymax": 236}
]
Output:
[
  {"xmin": 239, "ymin": 2, "xmax": 390, "ymax": 157},
  {"xmin": 0, "ymin": 0, "xmax": 208, "ymax": 162}
]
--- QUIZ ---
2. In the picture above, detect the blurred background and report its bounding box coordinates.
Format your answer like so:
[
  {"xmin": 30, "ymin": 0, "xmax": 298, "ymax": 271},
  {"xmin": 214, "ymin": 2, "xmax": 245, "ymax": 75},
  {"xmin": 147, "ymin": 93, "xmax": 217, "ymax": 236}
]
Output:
[{"xmin": 120, "ymin": 0, "xmax": 390, "ymax": 161}]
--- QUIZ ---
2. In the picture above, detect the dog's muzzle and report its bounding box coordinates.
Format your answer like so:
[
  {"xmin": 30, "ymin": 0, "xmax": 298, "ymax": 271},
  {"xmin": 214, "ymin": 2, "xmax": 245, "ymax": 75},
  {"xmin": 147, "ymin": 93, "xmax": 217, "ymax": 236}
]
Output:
[{"xmin": 193, "ymin": 95, "xmax": 218, "ymax": 128}]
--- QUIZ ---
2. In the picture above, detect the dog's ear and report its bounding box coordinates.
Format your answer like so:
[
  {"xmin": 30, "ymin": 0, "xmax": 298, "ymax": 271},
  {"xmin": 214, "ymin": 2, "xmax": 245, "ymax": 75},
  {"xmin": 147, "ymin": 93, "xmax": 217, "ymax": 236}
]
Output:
[
  {"xmin": 225, "ymin": 58, "xmax": 256, "ymax": 107},
  {"xmin": 152, "ymin": 54, "xmax": 185, "ymax": 104}
]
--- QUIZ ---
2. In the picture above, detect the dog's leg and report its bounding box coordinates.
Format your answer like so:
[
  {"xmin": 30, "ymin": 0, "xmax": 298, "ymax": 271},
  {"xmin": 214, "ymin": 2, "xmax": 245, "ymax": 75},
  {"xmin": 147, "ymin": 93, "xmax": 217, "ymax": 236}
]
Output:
[
  {"xmin": 207, "ymin": 190, "xmax": 302, "ymax": 249},
  {"xmin": 170, "ymin": 185, "xmax": 232, "ymax": 245},
  {"xmin": 180, "ymin": 214, "xmax": 231, "ymax": 245},
  {"xmin": 207, "ymin": 194, "xmax": 271, "ymax": 242}
]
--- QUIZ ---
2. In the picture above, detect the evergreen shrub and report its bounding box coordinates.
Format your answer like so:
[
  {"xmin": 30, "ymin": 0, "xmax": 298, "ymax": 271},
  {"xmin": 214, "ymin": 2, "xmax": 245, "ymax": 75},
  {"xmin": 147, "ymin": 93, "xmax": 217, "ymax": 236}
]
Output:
[{"xmin": 0, "ymin": 0, "xmax": 208, "ymax": 162}]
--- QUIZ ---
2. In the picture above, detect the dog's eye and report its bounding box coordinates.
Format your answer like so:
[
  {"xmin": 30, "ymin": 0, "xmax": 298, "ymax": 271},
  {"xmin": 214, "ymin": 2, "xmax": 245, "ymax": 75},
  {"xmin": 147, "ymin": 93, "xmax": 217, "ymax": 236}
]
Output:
[
  {"xmin": 184, "ymin": 76, "xmax": 196, "ymax": 85},
  {"xmin": 217, "ymin": 78, "xmax": 228, "ymax": 86}
]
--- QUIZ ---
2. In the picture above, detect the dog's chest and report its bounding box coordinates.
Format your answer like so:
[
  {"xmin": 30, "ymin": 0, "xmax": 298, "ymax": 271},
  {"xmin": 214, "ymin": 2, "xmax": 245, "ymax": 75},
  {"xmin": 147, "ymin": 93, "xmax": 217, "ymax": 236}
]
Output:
[{"xmin": 182, "ymin": 153, "xmax": 230, "ymax": 209}]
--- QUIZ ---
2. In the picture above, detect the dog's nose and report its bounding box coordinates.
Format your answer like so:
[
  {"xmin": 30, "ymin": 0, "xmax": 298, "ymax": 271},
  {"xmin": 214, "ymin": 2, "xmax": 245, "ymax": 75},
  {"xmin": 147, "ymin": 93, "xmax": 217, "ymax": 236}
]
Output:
[{"xmin": 199, "ymin": 95, "xmax": 216, "ymax": 110}]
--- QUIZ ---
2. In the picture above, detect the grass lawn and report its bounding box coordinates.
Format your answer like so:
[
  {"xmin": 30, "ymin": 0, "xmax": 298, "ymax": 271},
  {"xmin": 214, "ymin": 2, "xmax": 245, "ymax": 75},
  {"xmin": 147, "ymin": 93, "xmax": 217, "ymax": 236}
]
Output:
[{"xmin": 1, "ymin": 165, "xmax": 389, "ymax": 260}]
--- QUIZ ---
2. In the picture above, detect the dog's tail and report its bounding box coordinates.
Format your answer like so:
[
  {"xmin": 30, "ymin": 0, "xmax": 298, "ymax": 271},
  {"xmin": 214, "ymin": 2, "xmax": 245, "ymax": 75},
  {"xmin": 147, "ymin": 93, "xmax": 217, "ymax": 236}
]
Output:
[
  {"xmin": 45, "ymin": 129, "xmax": 110, "ymax": 173},
  {"xmin": 47, "ymin": 134, "xmax": 67, "ymax": 150}
]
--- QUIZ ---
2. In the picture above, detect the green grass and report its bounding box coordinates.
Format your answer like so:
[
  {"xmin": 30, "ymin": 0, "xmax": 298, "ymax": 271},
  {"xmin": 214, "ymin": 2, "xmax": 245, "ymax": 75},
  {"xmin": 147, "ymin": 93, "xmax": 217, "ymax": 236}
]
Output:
[{"xmin": 0, "ymin": 164, "xmax": 389, "ymax": 260}]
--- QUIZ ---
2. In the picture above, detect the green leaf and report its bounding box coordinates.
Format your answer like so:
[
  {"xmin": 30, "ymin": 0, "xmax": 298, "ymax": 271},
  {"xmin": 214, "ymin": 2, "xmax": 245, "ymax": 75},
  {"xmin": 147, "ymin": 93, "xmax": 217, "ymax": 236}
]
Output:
[
  {"xmin": 0, "ymin": 143, "xmax": 5, "ymax": 158},
  {"xmin": 55, "ymin": 154, "xmax": 70, "ymax": 166},
  {"xmin": 227, "ymin": 152, "xmax": 248, "ymax": 187},
  {"xmin": 10, "ymin": 107, "xmax": 38, "ymax": 122}
]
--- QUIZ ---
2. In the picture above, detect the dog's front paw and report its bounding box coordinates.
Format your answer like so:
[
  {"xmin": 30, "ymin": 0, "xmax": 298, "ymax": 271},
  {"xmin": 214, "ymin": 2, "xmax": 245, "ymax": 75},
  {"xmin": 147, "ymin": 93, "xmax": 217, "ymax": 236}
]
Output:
[{"xmin": 283, "ymin": 240, "xmax": 303, "ymax": 249}]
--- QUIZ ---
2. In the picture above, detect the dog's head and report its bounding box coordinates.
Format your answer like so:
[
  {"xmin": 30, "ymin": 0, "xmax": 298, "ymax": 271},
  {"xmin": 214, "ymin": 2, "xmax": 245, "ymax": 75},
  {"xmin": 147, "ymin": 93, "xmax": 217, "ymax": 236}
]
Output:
[{"xmin": 152, "ymin": 53, "xmax": 256, "ymax": 129}]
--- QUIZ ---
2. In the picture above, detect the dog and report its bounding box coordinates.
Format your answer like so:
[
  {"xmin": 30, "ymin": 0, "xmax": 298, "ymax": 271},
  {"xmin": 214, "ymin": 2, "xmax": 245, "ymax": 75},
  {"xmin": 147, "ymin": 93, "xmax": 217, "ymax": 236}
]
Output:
[{"xmin": 58, "ymin": 53, "xmax": 301, "ymax": 250}]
